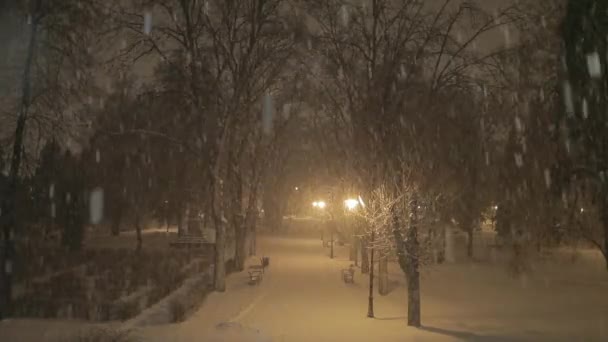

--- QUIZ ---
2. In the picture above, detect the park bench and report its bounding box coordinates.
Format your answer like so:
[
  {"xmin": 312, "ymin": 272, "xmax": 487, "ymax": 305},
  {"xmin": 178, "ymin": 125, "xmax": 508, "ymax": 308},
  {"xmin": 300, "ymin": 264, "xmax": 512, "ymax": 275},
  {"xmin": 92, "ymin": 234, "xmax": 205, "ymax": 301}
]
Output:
[
  {"xmin": 248, "ymin": 269, "xmax": 263, "ymax": 285},
  {"xmin": 341, "ymin": 265, "xmax": 355, "ymax": 284},
  {"xmin": 247, "ymin": 256, "xmax": 269, "ymax": 285},
  {"xmin": 169, "ymin": 235, "xmax": 207, "ymax": 248}
]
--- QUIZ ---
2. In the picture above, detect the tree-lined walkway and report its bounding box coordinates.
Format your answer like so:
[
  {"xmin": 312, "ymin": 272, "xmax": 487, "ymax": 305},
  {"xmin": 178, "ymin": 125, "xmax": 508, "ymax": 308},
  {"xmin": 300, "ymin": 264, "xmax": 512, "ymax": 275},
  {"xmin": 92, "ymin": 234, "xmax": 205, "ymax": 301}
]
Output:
[{"xmin": 136, "ymin": 233, "xmax": 608, "ymax": 342}]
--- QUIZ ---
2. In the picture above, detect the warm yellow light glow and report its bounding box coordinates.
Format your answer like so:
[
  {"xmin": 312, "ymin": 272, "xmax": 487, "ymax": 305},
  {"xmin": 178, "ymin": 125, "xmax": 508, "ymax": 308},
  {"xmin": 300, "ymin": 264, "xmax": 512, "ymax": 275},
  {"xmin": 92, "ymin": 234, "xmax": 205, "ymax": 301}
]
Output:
[
  {"xmin": 316, "ymin": 201, "xmax": 326, "ymax": 209},
  {"xmin": 344, "ymin": 198, "xmax": 359, "ymax": 210}
]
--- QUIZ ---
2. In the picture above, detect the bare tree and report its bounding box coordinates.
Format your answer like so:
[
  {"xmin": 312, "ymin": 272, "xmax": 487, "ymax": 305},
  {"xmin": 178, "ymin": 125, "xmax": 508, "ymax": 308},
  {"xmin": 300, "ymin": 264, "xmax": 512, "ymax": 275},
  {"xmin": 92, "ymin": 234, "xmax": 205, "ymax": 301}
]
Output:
[
  {"xmin": 304, "ymin": 0, "xmax": 517, "ymax": 326},
  {"xmin": 0, "ymin": 0, "xmax": 113, "ymax": 319},
  {"xmin": 111, "ymin": 0, "xmax": 296, "ymax": 289}
]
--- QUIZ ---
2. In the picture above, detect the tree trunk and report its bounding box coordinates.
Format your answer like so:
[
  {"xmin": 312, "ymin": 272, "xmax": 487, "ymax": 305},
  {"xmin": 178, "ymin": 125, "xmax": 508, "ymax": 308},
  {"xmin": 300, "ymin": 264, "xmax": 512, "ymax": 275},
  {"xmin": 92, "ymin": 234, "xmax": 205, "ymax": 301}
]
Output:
[
  {"xmin": 246, "ymin": 209, "xmax": 257, "ymax": 257},
  {"xmin": 245, "ymin": 185, "xmax": 258, "ymax": 257},
  {"xmin": 600, "ymin": 197, "xmax": 608, "ymax": 271},
  {"xmin": 177, "ymin": 205, "xmax": 185, "ymax": 237},
  {"xmin": 467, "ymin": 228, "xmax": 474, "ymax": 259},
  {"xmin": 367, "ymin": 230, "xmax": 375, "ymax": 318},
  {"xmin": 354, "ymin": 236, "xmax": 359, "ymax": 266},
  {"xmin": 604, "ymin": 228, "xmax": 608, "ymax": 271},
  {"xmin": 110, "ymin": 211, "xmax": 121, "ymax": 236},
  {"xmin": 361, "ymin": 237, "xmax": 369, "ymax": 274},
  {"xmin": 213, "ymin": 214, "xmax": 226, "ymax": 292},
  {"xmin": 437, "ymin": 226, "xmax": 446, "ymax": 264},
  {"xmin": 405, "ymin": 223, "xmax": 421, "ymax": 327},
  {"xmin": 1, "ymin": 12, "xmax": 39, "ymax": 319},
  {"xmin": 135, "ymin": 215, "xmax": 142, "ymax": 251},
  {"xmin": 393, "ymin": 201, "xmax": 421, "ymax": 327},
  {"xmin": 248, "ymin": 208, "xmax": 257, "ymax": 256},
  {"xmin": 234, "ymin": 214, "xmax": 246, "ymax": 271},
  {"xmin": 250, "ymin": 225, "xmax": 257, "ymax": 256},
  {"xmin": 212, "ymin": 178, "xmax": 226, "ymax": 291},
  {"xmin": 378, "ymin": 256, "xmax": 389, "ymax": 296}
]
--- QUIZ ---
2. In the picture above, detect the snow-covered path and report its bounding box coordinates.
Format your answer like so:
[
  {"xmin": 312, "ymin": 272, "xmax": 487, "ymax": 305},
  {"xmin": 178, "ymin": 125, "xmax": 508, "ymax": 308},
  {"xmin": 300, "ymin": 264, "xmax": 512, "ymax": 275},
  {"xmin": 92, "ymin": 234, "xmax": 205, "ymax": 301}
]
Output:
[{"xmin": 135, "ymin": 233, "xmax": 608, "ymax": 341}]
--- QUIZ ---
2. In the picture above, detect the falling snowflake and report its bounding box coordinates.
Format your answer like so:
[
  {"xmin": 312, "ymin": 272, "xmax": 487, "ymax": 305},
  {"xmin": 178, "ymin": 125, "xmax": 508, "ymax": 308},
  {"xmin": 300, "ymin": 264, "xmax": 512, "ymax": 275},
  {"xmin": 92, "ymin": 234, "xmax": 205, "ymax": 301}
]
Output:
[
  {"xmin": 399, "ymin": 64, "xmax": 407, "ymax": 80},
  {"xmin": 586, "ymin": 52, "xmax": 601, "ymax": 78},
  {"xmin": 502, "ymin": 26, "xmax": 511, "ymax": 48},
  {"xmin": 514, "ymin": 116, "xmax": 523, "ymax": 132},
  {"xmin": 562, "ymin": 81, "xmax": 574, "ymax": 116},
  {"xmin": 514, "ymin": 153, "xmax": 523, "ymax": 168},
  {"xmin": 582, "ymin": 98, "xmax": 588, "ymax": 119},
  {"xmin": 144, "ymin": 10, "xmax": 153, "ymax": 35},
  {"xmin": 544, "ymin": 168, "xmax": 551, "ymax": 189},
  {"xmin": 539, "ymin": 88, "xmax": 545, "ymax": 102},
  {"xmin": 89, "ymin": 188, "xmax": 104, "ymax": 224},
  {"xmin": 340, "ymin": 5, "xmax": 349, "ymax": 27},
  {"xmin": 95, "ymin": 149, "xmax": 100, "ymax": 163}
]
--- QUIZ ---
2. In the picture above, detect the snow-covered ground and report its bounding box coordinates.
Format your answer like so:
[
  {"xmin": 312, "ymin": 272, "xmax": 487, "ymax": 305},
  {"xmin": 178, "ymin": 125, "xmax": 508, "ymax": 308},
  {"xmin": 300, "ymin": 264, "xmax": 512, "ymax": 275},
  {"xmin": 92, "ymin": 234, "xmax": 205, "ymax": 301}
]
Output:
[{"xmin": 2, "ymin": 231, "xmax": 608, "ymax": 341}]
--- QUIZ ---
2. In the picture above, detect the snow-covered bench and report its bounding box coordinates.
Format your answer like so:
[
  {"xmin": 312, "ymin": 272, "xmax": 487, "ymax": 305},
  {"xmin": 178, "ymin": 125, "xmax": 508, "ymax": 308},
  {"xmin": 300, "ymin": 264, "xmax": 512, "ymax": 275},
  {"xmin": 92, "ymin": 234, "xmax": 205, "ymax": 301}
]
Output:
[
  {"xmin": 248, "ymin": 269, "xmax": 263, "ymax": 285},
  {"xmin": 342, "ymin": 265, "xmax": 355, "ymax": 283},
  {"xmin": 247, "ymin": 257, "xmax": 269, "ymax": 285}
]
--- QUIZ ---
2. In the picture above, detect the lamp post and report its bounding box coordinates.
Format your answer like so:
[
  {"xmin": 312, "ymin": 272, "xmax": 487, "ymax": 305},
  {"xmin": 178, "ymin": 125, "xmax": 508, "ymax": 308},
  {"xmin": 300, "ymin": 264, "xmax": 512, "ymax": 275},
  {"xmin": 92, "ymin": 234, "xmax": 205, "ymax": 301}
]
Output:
[
  {"xmin": 313, "ymin": 200, "xmax": 327, "ymax": 246},
  {"xmin": 344, "ymin": 198, "xmax": 360, "ymax": 264},
  {"xmin": 345, "ymin": 197, "xmax": 374, "ymax": 317}
]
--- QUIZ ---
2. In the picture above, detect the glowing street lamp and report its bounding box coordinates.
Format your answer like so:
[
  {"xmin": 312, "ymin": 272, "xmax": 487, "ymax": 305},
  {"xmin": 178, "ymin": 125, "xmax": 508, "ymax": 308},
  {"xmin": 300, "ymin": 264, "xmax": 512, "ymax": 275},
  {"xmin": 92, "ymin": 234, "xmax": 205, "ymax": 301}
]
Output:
[
  {"xmin": 344, "ymin": 198, "xmax": 359, "ymax": 211},
  {"xmin": 312, "ymin": 201, "xmax": 326, "ymax": 209}
]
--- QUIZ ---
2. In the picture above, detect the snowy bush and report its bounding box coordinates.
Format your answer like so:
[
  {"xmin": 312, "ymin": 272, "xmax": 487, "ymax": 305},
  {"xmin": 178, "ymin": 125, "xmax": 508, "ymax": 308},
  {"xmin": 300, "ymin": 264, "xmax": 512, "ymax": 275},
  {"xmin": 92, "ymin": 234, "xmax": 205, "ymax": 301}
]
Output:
[
  {"xmin": 168, "ymin": 297, "xmax": 187, "ymax": 322},
  {"xmin": 68, "ymin": 327, "xmax": 136, "ymax": 342},
  {"xmin": 13, "ymin": 247, "xmax": 213, "ymax": 321}
]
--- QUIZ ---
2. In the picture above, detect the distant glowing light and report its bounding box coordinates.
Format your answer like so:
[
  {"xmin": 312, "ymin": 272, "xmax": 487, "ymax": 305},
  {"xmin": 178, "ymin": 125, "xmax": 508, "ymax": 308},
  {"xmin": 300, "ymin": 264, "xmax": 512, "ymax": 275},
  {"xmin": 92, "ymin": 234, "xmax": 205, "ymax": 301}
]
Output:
[
  {"xmin": 580, "ymin": 207, "xmax": 584, "ymax": 213},
  {"xmin": 313, "ymin": 201, "xmax": 326, "ymax": 209},
  {"xmin": 344, "ymin": 199, "xmax": 359, "ymax": 211},
  {"xmin": 295, "ymin": 186, "xmax": 299, "ymax": 191}
]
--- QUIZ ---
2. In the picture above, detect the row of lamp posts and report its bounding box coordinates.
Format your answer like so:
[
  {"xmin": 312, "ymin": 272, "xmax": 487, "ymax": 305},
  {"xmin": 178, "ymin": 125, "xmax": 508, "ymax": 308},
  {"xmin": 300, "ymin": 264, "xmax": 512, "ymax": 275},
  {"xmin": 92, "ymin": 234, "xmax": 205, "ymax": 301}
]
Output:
[
  {"xmin": 312, "ymin": 198, "xmax": 362, "ymax": 259},
  {"xmin": 313, "ymin": 196, "xmax": 376, "ymax": 316}
]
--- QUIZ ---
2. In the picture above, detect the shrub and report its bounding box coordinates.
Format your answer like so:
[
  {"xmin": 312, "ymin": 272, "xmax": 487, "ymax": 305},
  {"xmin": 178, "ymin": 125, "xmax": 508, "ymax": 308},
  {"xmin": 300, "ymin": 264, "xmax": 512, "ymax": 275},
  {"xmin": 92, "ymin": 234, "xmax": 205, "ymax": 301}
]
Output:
[
  {"xmin": 111, "ymin": 299, "xmax": 139, "ymax": 321},
  {"xmin": 168, "ymin": 298, "xmax": 187, "ymax": 323},
  {"xmin": 68, "ymin": 327, "xmax": 136, "ymax": 342}
]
